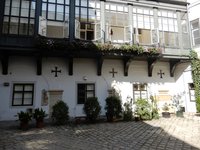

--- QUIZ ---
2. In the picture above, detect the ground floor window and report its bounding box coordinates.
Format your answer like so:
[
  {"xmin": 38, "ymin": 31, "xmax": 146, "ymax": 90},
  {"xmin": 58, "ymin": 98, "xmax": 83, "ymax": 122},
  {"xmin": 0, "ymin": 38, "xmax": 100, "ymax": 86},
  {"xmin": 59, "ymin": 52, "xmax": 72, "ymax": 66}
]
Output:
[
  {"xmin": 133, "ymin": 83, "xmax": 147, "ymax": 100},
  {"xmin": 188, "ymin": 83, "xmax": 195, "ymax": 102},
  {"xmin": 77, "ymin": 83, "xmax": 95, "ymax": 104},
  {"xmin": 12, "ymin": 83, "xmax": 34, "ymax": 106}
]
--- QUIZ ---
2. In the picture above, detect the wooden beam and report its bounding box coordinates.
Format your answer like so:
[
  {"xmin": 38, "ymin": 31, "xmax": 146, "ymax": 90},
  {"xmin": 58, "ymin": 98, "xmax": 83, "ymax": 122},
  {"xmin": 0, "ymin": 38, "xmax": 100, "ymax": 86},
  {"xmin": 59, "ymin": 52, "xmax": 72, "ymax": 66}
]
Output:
[
  {"xmin": 36, "ymin": 56, "xmax": 42, "ymax": 75},
  {"xmin": 97, "ymin": 57, "xmax": 103, "ymax": 76},
  {"xmin": 148, "ymin": 58, "xmax": 157, "ymax": 77},
  {"xmin": 123, "ymin": 57, "xmax": 132, "ymax": 76},
  {"xmin": 1, "ymin": 55, "xmax": 9, "ymax": 75},
  {"xmin": 68, "ymin": 57, "xmax": 73, "ymax": 76},
  {"xmin": 170, "ymin": 60, "xmax": 181, "ymax": 77}
]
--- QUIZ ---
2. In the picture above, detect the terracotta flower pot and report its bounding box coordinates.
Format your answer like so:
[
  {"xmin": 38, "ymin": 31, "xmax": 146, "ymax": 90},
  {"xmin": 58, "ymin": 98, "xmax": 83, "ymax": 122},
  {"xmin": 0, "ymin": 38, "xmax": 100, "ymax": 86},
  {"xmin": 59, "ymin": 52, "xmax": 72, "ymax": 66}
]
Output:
[
  {"xmin": 20, "ymin": 121, "xmax": 29, "ymax": 130},
  {"xmin": 36, "ymin": 119, "xmax": 44, "ymax": 128}
]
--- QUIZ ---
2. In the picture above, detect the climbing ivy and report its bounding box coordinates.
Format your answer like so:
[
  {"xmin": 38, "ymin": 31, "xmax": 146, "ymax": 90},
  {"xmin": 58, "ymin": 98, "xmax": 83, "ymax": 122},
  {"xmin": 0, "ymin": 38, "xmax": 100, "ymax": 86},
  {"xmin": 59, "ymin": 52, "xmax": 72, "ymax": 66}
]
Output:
[{"xmin": 190, "ymin": 50, "xmax": 200, "ymax": 112}]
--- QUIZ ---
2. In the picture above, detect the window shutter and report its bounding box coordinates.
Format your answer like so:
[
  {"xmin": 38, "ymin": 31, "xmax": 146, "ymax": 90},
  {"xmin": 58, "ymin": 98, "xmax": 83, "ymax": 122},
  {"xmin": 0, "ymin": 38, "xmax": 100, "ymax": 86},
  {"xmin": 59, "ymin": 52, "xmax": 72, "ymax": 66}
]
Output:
[
  {"xmin": 38, "ymin": 16, "xmax": 47, "ymax": 36},
  {"xmin": 75, "ymin": 19, "xmax": 80, "ymax": 39}
]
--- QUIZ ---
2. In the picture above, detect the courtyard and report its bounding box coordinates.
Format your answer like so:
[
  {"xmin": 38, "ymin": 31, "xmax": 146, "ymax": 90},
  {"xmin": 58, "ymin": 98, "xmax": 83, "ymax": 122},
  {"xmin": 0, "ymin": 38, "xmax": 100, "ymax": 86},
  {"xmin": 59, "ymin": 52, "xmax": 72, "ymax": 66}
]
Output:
[{"xmin": 0, "ymin": 117, "xmax": 200, "ymax": 150}]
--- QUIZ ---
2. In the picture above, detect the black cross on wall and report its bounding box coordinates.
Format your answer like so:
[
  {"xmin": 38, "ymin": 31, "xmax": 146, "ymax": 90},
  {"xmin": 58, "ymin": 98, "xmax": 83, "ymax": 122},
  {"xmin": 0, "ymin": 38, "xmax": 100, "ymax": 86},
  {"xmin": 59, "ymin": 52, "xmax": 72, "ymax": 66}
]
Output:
[
  {"xmin": 109, "ymin": 68, "xmax": 118, "ymax": 78},
  {"xmin": 157, "ymin": 70, "xmax": 165, "ymax": 78},
  {"xmin": 51, "ymin": 66, "xmax": 61, "ymax": 77}
]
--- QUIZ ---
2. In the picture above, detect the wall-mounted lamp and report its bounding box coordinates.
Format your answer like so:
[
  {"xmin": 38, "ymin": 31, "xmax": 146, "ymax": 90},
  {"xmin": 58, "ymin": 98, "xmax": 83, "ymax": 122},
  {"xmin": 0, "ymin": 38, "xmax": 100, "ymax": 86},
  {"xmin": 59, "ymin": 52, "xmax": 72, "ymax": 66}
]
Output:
[{"xmin": 83, "ymin": 76, "xmax": 87, "ymax": 81}]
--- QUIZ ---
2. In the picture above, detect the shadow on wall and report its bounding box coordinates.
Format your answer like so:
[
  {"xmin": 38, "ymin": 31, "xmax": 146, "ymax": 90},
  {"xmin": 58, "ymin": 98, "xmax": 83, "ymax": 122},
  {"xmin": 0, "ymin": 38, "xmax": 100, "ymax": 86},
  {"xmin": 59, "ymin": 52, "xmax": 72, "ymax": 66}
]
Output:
[{"xmin": 0, "ymin": 118, "xmax": 199, "ymax": 149}]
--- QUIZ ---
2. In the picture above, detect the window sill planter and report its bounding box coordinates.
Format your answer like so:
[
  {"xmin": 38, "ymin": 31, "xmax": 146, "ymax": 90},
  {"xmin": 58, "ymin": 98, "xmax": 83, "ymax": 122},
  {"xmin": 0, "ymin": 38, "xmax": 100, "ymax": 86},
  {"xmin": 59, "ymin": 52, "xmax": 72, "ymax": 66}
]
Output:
[{"xmin": 162, "ymin": 112, "xmax": 171, "ymax": 118}]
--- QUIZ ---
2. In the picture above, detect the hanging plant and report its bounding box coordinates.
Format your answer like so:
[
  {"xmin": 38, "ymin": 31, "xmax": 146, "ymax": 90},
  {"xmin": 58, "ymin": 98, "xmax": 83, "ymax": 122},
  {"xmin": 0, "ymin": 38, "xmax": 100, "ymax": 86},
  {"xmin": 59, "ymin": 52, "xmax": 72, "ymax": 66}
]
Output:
[{"xmin": 190, "ymin": 50, "xmax": 200, "ymax": 112}]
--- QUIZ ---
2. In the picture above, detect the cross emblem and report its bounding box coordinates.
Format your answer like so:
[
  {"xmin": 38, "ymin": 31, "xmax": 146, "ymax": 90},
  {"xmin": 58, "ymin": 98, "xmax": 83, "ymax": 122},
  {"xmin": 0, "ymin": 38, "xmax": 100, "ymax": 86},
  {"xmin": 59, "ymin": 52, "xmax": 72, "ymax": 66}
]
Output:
[
  {"xmin": 109, "ymin": 68, "xmax": 118, "ymax": 78},
  {"xmin": 157, "ymin": 70, "xmax": 165, "ymax": 78},
  {"xmin": 51, "ymin": 66, "xmax": 61, "ymax": 77}
]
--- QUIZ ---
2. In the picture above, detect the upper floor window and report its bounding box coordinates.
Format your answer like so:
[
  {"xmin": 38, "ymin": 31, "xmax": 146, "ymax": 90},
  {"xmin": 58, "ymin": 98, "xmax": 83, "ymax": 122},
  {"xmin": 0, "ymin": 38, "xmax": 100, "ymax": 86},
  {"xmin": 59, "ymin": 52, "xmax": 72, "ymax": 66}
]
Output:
[
  {"xmin": 2, "ymin": 0, "xmax": 36, "ymax": 35},
  {"xmin": 41, "ymin": 0, "xmax": 70, "ymax": 38},
  {"xmin": 105, "ymin": 3, "xmax": 128, "ymax": 43},
  {"xmin": 133, "ymin": 7, "xmax": 154, "ymax": 44},
  {"xmin": 158, "ymin": 10, "xmax": 178, "ymax": 47},
  {"xmin": 191, "ymin": 19, "xmax": 200, "ymax": 46},
  {"xmin": 75, "ymin": 0, "xmax": 100, "ymax": 40},
  {"xmin": 12, "ymin": 83, "xmax": 34, "ymax": 106}
]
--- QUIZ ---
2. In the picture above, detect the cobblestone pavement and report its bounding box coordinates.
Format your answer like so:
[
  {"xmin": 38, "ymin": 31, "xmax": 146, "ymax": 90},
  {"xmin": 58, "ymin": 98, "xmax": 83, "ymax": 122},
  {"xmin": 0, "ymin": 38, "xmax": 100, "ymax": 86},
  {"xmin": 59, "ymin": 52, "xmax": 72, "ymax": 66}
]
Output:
[{"xmin": 0, "ymin": 117, "xmax": 200, "ymax": 150}]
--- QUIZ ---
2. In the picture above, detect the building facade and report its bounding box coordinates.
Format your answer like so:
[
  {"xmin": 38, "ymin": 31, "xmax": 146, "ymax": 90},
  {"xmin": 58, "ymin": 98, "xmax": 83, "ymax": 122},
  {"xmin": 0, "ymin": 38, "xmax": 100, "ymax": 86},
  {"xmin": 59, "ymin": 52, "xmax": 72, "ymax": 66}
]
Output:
[{"xmin": 0, "ymin": 0, "xmax": 196, "ymax": 121}]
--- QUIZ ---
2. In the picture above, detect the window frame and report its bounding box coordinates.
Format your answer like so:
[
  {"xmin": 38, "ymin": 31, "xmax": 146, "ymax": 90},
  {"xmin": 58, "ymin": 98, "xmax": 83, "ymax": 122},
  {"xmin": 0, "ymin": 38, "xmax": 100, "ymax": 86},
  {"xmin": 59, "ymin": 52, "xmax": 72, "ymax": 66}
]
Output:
[
  {"xmin": 77, "ymin": 83, "xmax": 95, "ymax": 104},
  {"xmin": 2, "ymin": 0, "xmax": 36, "ymax": 35},
  {"xmin": 188, "ymin": 83, "xmax": 195, "ymax": 102},
  {"xmin": 133, "ymin": 83, "xmax": 148, "ymax": 101},
  {"xmin": 12, "ymin": 83, "xmax": 34, "ymax": 106}
]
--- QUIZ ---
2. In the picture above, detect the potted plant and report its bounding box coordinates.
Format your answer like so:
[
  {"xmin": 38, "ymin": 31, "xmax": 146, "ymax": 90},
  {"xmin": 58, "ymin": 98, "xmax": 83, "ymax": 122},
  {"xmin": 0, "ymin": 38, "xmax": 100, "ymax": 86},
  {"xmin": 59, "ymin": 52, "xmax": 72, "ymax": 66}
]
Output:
[
  {"xmin": 17, "ymin": 111, "xmax": 32, "ymax": 130},
  {"xmin": 105, "ymin": 96, "xmax": 122, "ymax": 122},
  {"xmin": 162, "ymin": 103, "xmax": 170, "ymax": 118},
  {"xmin": 83, "ymin": 97, "xmax": 101, "ymax": 123},
  {"xmin": 172, "ymin": 94, "xmax": 184, "ymax": 117},
  {"xmin": 33, "ymin": 108, "xmax": 47, "ymax": 128}
]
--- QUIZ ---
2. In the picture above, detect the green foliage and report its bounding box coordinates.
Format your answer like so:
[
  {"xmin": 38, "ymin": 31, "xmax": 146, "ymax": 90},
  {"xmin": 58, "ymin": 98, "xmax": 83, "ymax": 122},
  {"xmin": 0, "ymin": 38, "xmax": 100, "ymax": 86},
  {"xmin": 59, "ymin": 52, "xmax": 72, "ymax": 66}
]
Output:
[
  {"xmin": 17, "ymin": 111, "xmax": 32, "ymax": 123},
  {"xmin": 190, "ymin": 50, "xmax": 200, "ymax": 112},
  {"xmin": 33, "ymin": 108, "xmax": 47, "ymax": 121},
  {"xmin": 35, "ymin": 35, "xmax": 160, "ymax": 56},
  {"xmin": 134, "ymin": 98, "xmax": 152, "ymax": 120},
  {"xmin": 105, "ymin": 96, "xmax": 122, "ymax": 121},
  {"xmin": 150, "ymin": 96, "xmax": 159, "ymax": 119},
  {"xmin": 83, "ymin": 97, "xmax": 101, "ymax": 122},
  {"xmin": 123, "ymin": 99, "xmax": 133, "ymax": 121},
  {"xmin": 52, "ymin": 101, "xmax": 69, "ymax": 125},
  {"xmin": 162, "ymin": 103, "xmax": 169, "ymax": 112}
]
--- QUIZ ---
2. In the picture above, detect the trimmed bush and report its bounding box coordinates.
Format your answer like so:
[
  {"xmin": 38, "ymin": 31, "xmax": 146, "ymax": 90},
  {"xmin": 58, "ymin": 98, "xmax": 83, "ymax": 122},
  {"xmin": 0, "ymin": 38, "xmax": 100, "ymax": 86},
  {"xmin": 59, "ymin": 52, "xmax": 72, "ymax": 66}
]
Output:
[
  {"xmin": 52, "ymin": 101, "xmax": 69, "ymax": 125},
  {"xmin": 83, "ymin": 97, "xmax": 101, "ymax": 122},
  {"xmin": 105, "ymin": 96, "xmax": 122, "ymax": 122}
]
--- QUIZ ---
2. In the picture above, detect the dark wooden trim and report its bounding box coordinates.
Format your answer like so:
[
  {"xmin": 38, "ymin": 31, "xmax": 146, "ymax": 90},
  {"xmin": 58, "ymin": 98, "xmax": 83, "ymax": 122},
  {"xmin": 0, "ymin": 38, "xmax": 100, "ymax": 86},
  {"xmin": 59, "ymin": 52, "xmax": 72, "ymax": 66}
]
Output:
[
  {"xmin": 68, "ymin": 57, "xmax": 73, "ymax": 75},
  {"xmin": 145, "ymin": 0, "xmax": 188, "ymax": 6},
  {"xmin": 35, "ymin": 0, "xmax": 42, "ymax": 36},
  {"xmin": 123, "ymin": 57, "xmax": 132, "ymax": 76},
  {"xmin": 1, "ymin": 54, "xmax": 9, "ymax": 75},
  {"xmin": 97, "ymin": 56, "xmax": 103, "ymax": 76},
  {"xmin": 0, "ymin": 0, "xmax": 6, "ymax": 35},
  {"xmin": 69, "ymin": 0, "xmax": 75, "ymax": 41},
  {"xmin": 148, "ymin": 58, "xmax": 157, "ymax": 77},
  {"xmin": 170, "ymin": 60, "xmax": 181, "ymax": 77},
  {"xmin": 36, "ymin": 56, "xmax": 42, "ymax": 75}
]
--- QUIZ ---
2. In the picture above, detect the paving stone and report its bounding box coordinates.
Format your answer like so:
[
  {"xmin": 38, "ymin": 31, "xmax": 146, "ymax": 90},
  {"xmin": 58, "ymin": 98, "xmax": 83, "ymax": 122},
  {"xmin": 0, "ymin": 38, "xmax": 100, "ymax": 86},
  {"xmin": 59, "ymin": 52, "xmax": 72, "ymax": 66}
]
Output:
[{"xmin": 0, "ymin": 117, "xmax": 200, "ymax": 150}]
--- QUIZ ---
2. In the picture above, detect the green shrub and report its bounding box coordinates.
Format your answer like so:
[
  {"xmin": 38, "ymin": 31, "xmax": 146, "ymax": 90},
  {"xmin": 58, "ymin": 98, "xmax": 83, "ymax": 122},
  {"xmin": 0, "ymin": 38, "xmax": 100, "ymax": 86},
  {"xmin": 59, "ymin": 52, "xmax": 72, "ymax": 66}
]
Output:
[
  {"xmin": 83, "ymin": 97, "xmax": 101, "ymax": 122},
  {"xmin": 52, "ymin": 101, "xmax": 69, "ymax": 125},
  {"xmin": 105, "ymin": 96, "xmax": 122, "ymax": 121},
  {"xmin": 123, "ymin": 99, "xmax": 133, "ymax": 121},
  {"xmin": 134, "ymin": 98, "xmax": 152, "ymax": 120}
]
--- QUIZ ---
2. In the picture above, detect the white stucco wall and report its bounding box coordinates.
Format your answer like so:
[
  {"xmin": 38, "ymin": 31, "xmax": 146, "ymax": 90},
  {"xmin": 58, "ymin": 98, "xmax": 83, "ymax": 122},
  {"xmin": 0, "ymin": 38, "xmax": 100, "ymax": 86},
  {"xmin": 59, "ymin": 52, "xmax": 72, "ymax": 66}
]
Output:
[{"xmin": 0, "ymin": 56, "xmax": 196, "ymax": 121}]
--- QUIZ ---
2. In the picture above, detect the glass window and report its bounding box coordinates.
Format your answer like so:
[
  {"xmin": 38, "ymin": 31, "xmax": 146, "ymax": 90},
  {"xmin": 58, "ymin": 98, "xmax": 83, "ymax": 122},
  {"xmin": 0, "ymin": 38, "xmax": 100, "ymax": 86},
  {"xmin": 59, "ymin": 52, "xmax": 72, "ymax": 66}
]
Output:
[
  {"xmin": 191, "ymin": 19, "xmax": 200, "ymax": 46},
  {"xmin": 12, "ymin": 84, "xmax": 34, "ymax": 106},
  {"xmin": 75, "ymin": 0, "xmax": 100, "ymax": 40},
  {"xmin": 133, "ymin": 84, "xmax": 147, "ymax": 100},
  {"xmin": 2, "ymin": 0, "xmax": 36, "ymax": 35},
  {"xmin": 188, "ymin": 83, "xmax": 195, "ymax": 102},
  {"xmin": 77, "ymin": 83, "xmax": 95, "ymax": 104},
  {"xmin": 41, "ymin": 0, "xmax": 70, "ymax": 38}
]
